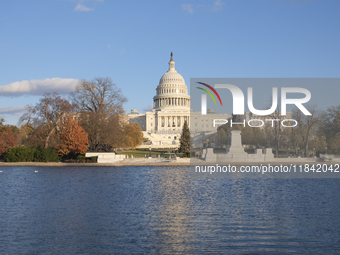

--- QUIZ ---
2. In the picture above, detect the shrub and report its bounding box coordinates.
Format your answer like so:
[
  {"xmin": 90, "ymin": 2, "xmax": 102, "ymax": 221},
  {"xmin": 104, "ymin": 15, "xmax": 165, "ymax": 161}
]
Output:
[
  {"xmin": 4, "ymin": 146, "xmax": 35, "ymax": 162},
  {"xmin": 88, "ymin": 156, "xmax": 97, "ymax": 163},
  {"xmin": 42, "ymin": 148, "xmax": 59, "ymax": 162},
  {"xmin": 4, "ymin": 146, "xmax": 59, "ymax": 162},
  {"xmin": 76, "ymin": 154, "xmax": 86, "ymax": 160}
]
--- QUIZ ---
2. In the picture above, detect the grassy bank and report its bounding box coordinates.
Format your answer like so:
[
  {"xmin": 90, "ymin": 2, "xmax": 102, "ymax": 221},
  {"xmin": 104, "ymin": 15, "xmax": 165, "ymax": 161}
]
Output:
[{"xmin": 115, "ymin": 150, "xmax": 180, "ymax": 158}]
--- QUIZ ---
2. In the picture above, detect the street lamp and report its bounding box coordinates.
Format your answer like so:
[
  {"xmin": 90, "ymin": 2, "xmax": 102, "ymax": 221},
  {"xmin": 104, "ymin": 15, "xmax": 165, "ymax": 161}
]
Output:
[
  {"xmin": 287, "ymin": 147, "xmax": 290, "ymax": 157},
  {"xmin": 326, "ymin": 146, "xmax": 328, "ymax": 155},
  {"xmin": 149, "ymin": 146, "xmax": 151, "ymax": 157},
  {"xmin": 313, "ymin": 147, "xmax": 315, "ymax": 157}
]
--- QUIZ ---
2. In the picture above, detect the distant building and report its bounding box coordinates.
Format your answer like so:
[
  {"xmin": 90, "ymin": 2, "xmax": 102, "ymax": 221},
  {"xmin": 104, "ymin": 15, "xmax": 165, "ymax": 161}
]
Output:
[
  {"xmin": 127, "ymin": 53, "xmax": 191, "ymax": 149},
  {"xmin": 127, "ymin": 53, "xmax": 290, "ymax": 149}
]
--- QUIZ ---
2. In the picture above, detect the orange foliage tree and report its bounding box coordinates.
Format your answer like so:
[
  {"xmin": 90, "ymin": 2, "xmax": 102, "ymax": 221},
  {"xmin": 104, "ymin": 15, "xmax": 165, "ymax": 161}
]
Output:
[
  {"xmin": 123, "ymin": 123, "xmax": 143, "ymax": 149},
  {"xmin": 0, "ymin": 126, "xmax": 19, "ymax": 156},
  {"xmin": 58, "ymin": 117, "xmax": 88, "ymax": 156}
]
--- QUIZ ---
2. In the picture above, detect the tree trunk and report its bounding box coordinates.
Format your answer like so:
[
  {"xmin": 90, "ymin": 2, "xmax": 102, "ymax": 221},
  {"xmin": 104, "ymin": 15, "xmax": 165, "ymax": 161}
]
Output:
[
  {"xmin": 275, "ymin": 139, "xmax": 279, "ymax": 158},
  {"xmin": 44, "ymin": 114, "xmax": 63, "ymax": 149},
  {"xmin": 44, "ymin": 126, "xmax": 55, "ymax": 149}
]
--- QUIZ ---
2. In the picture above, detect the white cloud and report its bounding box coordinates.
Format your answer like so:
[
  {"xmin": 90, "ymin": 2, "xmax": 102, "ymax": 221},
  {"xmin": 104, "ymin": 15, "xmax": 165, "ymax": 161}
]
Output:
[
  {"xmin": 212, "ymin": 0, "xmax": 225, "ymax": 12},
  {"xmin": 0, "ymin": 106, "xmax": 27, "ymax": 122},
  {"xmin": 0, "ymin": 78, "xmax": 79, "ymax": 97},
  {"xmin": 0, "ymin": 106, "xmax": 27, "ymax": 114},
  {"xmin": 182, "ymin": 1, "xmax": 226, "ymax": 14},
  {"xmin": 107, "ymin": 43, "xmax": 117, "ymax": 49},
  {"xmin": 72, "ymin": 0, "xmax": 104, "ymax": 12},
  {"xmin": 181, "ymin": 4, "xmax": 194, "ymax": 14},
  {"xmin": 75, "ymin": 3, "xmax": 94, "ymax": 12},
  {"xmin": 142, "ymin": 104, "xmax": 153, "ymax": 112}
]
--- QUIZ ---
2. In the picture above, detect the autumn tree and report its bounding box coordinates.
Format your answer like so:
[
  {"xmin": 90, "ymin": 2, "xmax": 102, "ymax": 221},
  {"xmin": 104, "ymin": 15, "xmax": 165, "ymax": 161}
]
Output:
[
  {"xmin": 58, "ymin": 117, "xmax": 88, "ymax": 156},
  {"xmin": 300, "ymin": 106, "xmax": 319, "ymax": 156},
  {"xmin": 217, "ymin": 128, "xmax": 228, "ymax": 147},
  {"xmin": 120, "ymin": 123, "xmax": 143, "ymax": 149},
  {"xmin": 320, "ymin": 105, "xmax": 340, "ymax": 153},
  {"xmin": 0, "ymin": 126, "xmax": 19, "ymax": 156},
  {"xmin": 70, "ymin": 77, "xmax": 127, "ymax": 145},
  {"xmin": 0, "ymin": 119, "xmax": 20, "ymax": 156},
  {"xmin": 20, "ymin": 92, "xmax": 74, "ymax": 148},
  {"xmin": 179, "ymin": 121, "xmax": 190, "ymax": 156},
  {"xmin": 290, "ymin": 109, "xmax": 304, "ymax": 154},
  {"xmin": 0, "ymin": 118, "xmax": 4, "ymax": 130},
  {"xmin": 217, "ymin": 122, "xmax": 232, "ymax": 146}
]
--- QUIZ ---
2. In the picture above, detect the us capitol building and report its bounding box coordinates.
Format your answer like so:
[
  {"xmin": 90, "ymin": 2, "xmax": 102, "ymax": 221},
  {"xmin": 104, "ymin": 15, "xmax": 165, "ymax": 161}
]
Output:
[
  {"xmin": 127, "ymin": 53, "xmax": 231, "ymax": 149},
  {"xmin": 127, "ymin": 53, "xmax": 293, "ymax": 150},
  {"xmin": 127, "ymin": 53, "xmax": 190, "ymax": 149}
]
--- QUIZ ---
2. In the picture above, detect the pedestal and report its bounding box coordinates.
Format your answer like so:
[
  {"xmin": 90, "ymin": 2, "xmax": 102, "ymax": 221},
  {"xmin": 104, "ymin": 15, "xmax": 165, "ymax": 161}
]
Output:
[{"xmin": 225, "ymin": 130, "xmax": 248, "ymax": 157}]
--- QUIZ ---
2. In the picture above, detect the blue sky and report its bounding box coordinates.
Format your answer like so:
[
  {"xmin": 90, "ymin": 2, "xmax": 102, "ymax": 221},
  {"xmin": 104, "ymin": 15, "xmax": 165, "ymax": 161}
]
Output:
[{"xmin": 0, "ymin": 0, "xmax": 339, "ymax": 125}]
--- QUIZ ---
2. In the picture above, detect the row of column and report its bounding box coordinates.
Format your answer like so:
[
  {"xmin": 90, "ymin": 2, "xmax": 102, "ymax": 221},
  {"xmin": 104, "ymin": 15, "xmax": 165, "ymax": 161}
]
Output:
[
  {"xmin": 157, "ymin": 88, "xmax": 185, "ymax": 94},
  {"xmin": 154, "ymin": 98, "xmax": 190, "ymax": 108},
  {"xmin": 157, "ymin": 116, "xmax": 189, "ymax": 129}
]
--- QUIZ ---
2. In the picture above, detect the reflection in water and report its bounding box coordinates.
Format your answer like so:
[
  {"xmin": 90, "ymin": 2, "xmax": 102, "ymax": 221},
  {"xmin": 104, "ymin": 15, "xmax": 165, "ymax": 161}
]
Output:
[{"xmin": 0, "ymin": 166, "xmax": 339, "ymax": 254}]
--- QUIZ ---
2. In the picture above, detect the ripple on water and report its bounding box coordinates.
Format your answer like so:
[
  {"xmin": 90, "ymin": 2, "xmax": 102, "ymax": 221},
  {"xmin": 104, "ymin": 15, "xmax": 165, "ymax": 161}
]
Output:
[{"xmin": 0, "ymin": 166, "xmax": 339, "ymax": 254}]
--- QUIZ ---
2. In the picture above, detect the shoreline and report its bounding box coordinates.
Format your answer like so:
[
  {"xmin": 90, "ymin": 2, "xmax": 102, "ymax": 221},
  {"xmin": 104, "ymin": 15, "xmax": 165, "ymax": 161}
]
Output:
[
  {"xmin": 0, "ymin": 158, "xmax": 335, "ymax": 167},
  {"xmin": 0, "ymin": 158, "xmax": 191, "ymax": 167}
]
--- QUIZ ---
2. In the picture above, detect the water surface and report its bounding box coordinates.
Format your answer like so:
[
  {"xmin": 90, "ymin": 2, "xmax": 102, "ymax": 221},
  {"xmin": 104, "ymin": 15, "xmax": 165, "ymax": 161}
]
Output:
[{"xmin": 0, "ymin": 166, "xmax": 339, "ymax": 254}]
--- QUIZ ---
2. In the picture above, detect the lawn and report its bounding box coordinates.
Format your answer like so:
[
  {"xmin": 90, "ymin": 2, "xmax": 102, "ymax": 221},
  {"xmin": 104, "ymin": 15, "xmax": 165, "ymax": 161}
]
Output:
[{"xmin": 115, "ymin": 150, "xmax": 179, "ymax": 158}]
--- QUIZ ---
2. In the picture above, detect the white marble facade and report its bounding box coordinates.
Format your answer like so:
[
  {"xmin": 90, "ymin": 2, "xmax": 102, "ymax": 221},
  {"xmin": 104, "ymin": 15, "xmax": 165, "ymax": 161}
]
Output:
[
  {"xmin": 128, "ymin": 53, "xmax": 191, "ymax": 133},
  {"xmin": 127, "ymin": 53, "xmax": 191, "ymax": 148}
]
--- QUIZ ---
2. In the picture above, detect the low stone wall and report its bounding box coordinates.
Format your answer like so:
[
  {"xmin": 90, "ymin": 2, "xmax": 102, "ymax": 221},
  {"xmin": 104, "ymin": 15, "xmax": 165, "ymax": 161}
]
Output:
[
  {"xmin": 202, "ymin": 148, "xmax": 322, "ymax": 163},
  {"xmin": 85, "ymin": 152, "xmax": 126, "ymax": 163},
  {"xmin": 319, "ymin": 154, "xmax": 340, "ymax": 162}
]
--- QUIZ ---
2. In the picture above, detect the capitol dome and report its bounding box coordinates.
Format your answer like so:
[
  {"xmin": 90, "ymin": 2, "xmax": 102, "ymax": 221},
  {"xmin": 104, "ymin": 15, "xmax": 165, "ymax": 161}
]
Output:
[{"xmin": 153, "ymin": 52, "xmax": 190, "ymax": 110}]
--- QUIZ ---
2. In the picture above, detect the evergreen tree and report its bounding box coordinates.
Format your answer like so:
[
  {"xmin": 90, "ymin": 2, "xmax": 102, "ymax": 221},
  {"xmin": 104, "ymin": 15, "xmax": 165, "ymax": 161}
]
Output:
[{"xmin": 179, "ymin": 120, "xmax": 190, "ymax": 156}]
